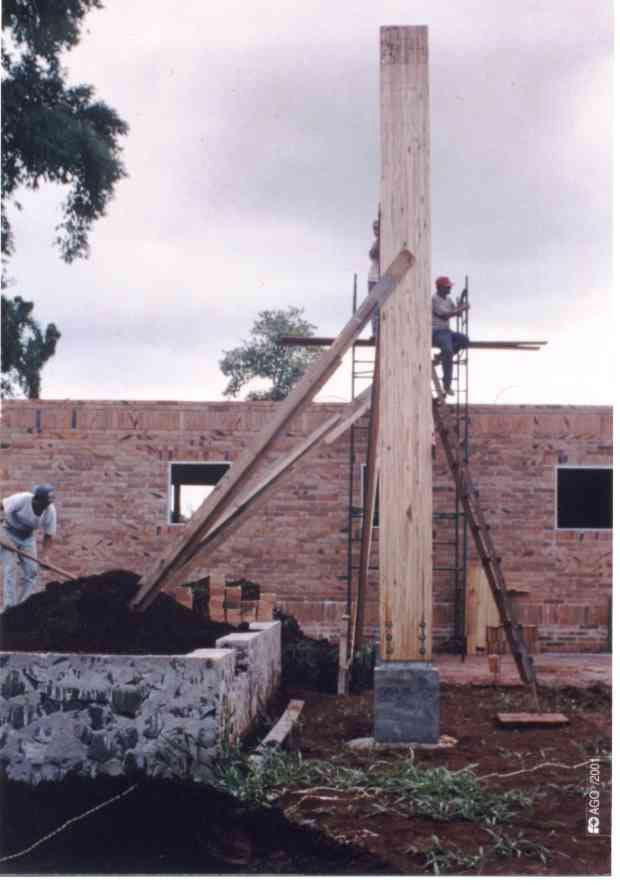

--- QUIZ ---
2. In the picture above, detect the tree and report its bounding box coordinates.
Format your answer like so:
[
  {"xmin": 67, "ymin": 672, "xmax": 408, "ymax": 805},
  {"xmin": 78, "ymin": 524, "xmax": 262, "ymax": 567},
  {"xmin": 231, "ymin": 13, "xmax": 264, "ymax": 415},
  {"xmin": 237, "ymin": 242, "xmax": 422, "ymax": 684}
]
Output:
[
  {"xmin": 1, "ymin": 291, "xmax": 61, "ymax": 398},
  {"xmin": 2, "ymin": 0, "xmax": 129, "ymax": 262},
  {"xmin": 220, "ymin": 307, "xmax": 319, "ymax": 401}
]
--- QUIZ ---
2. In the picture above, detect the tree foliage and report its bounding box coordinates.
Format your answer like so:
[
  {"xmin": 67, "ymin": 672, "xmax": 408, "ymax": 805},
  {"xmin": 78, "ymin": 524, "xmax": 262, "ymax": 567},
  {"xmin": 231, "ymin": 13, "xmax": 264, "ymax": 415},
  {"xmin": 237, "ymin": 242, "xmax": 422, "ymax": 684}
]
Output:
[
  {"xmin": 2, "ymin": 0, "xmax": 129, "ymax": 261},
  {"xmin": 1, "ymin": 291, "xmax": 61, "ymax": 398},
  {"xmin": 220, "ymin": 307, "xmax": 319, "ymax": 401}
]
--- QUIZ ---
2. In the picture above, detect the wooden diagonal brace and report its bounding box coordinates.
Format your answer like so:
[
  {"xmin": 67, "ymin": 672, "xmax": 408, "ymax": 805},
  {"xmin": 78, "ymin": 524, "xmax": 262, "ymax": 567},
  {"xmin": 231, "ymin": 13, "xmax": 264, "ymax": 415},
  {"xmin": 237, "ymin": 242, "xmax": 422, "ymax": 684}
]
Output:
[
  {"xmin": 350, "ymin": 323, "xmax": 381, "ymax": 660},
  {"xmin": 134, "ymin": 390, "xmax": 373, "ymax": 607},
  {"xmin": 131, "ymin": 249, "xmax": 412, "ymax": 611}
]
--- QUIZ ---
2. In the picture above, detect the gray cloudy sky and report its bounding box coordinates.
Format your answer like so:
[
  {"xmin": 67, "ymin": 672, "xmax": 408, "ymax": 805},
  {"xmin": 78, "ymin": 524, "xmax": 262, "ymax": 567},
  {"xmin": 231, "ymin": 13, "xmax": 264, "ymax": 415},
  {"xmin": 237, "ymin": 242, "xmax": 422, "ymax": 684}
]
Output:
[{"xmin": 6, "ymin": 0, "xmax": 613, "ymax": 405}]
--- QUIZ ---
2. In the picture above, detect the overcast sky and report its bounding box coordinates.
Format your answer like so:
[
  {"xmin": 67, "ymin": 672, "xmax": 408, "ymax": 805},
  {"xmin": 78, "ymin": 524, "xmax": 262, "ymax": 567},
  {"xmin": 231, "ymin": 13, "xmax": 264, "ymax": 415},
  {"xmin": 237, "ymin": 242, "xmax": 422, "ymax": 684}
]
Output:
[{"xmin": 5, "ymin": 0, "xmax": 614, "ymax": 405}]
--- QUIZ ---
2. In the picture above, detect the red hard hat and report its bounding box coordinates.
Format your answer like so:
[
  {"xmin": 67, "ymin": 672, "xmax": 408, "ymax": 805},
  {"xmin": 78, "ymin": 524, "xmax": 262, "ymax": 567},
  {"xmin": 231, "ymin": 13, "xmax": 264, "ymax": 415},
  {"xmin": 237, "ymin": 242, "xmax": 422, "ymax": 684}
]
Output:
[{"xmin": 436, "ymin": 276, "xmax": 453, "ymax": 288}]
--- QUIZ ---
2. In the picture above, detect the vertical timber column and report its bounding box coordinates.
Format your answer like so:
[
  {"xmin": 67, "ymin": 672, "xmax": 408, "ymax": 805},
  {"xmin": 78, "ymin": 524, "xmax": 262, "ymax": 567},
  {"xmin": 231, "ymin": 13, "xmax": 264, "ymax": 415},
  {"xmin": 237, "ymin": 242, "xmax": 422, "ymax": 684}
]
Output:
[{"xmin": 378, "ymin": 26, "xmax": 432, "ymax": 662}]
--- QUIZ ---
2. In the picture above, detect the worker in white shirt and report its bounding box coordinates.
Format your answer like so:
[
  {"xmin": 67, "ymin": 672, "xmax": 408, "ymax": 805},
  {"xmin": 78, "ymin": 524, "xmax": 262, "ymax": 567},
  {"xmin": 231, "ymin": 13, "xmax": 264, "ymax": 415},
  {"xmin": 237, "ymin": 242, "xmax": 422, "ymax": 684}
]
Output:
[
  {"xmin": 0, "ymin": 483, "xmax": 57, "ymax": 611},
  {"xmin": 432, "ymin": 276, "xmax": 469, "ymax": 396}
]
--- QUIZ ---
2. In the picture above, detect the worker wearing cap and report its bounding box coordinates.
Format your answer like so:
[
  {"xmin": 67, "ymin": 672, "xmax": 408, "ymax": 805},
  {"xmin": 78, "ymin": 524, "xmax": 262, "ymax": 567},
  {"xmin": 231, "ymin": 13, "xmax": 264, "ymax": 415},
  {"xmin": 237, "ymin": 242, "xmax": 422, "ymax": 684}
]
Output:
[
  {"xmin": 432, "ymin": 276, "xmax": 469, "ymax": 396},
  {"xmin": 0, "ymin": 484, "xmax": 57, "ymax": 611}
]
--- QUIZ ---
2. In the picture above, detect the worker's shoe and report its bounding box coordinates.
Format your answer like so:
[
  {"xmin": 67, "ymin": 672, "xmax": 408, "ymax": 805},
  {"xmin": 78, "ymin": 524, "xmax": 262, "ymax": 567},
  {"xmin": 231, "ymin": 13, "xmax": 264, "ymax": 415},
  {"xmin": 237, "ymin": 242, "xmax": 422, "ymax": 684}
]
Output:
[{"xmin": 443, "ymin": 384, "xmax": 455, "ymax": 396}]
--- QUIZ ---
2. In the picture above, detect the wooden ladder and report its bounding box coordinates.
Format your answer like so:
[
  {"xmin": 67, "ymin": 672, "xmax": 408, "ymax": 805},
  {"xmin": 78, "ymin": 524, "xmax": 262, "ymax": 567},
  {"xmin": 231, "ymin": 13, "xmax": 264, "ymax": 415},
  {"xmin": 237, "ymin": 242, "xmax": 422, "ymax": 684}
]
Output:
[{"xmin": 431, "ymin": 367, "xmax": 539, "ymax": 698}]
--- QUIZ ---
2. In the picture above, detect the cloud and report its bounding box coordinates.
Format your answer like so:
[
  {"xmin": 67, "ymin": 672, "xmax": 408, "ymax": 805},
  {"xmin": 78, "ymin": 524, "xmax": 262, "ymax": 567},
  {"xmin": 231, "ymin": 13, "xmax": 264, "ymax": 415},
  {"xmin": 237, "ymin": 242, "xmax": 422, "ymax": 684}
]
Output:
[{"xmin": 4, "ymin": 0, "xmax": 612, "ymax": 407}]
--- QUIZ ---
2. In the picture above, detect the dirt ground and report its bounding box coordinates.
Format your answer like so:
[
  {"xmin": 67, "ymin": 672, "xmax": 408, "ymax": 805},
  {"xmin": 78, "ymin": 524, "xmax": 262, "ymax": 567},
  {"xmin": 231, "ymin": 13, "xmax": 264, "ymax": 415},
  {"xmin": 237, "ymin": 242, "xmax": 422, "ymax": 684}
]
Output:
[
  {"xmin": 0, "ymin": 680, "xmax": 611, "ymax": 875},
  {"xmin": 276, "ymin": 681, "xmax": 612, "ymax": 875},
  {"xmin": 0, "ymin": 577, "xmax": 612, "ymax": 874}
]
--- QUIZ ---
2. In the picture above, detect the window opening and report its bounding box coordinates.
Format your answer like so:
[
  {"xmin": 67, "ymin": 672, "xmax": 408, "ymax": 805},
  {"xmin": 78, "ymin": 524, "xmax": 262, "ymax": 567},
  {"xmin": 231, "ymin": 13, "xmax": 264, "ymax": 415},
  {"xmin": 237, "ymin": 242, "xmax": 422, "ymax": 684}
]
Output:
[
  {"xmin": 556, "ymin": 466, "xmax": 612, "ymax": 530},
  {"xmin": 169, "ymin": 462, "xmax": 231, "ymax": 524}
]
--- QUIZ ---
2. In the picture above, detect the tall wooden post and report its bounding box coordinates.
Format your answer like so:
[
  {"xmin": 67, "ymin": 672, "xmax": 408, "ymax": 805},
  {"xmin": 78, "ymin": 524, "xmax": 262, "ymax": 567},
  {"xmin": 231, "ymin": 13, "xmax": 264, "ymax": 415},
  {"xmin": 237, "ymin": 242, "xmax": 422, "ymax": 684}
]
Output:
[{"xmin": 378, "ymin": 26, "xmax": 432, "ymax": 661}]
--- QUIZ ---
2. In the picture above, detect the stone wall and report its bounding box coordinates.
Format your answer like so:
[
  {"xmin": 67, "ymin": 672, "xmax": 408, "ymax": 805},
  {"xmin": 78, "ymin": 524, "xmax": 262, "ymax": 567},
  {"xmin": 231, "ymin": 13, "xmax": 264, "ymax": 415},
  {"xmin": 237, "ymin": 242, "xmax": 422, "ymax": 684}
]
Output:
[
  {"xmin": 0, "ymin": 400, "xmax": 612, "ymax": 651},
  {"xmin": 0, "ymin": 621, "xmax": 281, "ymax": 784}
]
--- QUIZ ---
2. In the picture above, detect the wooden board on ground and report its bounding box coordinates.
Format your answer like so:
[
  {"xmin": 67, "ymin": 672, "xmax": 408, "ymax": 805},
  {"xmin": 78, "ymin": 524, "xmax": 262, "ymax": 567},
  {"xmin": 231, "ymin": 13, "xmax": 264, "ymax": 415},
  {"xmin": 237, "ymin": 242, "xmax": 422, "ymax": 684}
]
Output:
[
  {"xmin": 251, "ymin": 700, "xmax": 305, "ymax": 760},
  {"xmin": 496, "ymin": 712, "xmax": 569, "ymax": 728}
]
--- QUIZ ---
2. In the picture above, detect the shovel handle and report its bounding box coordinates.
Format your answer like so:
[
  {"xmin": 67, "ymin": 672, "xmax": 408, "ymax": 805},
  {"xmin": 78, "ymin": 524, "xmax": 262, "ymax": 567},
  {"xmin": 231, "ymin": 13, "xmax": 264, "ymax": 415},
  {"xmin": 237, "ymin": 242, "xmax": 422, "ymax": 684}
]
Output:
[{"xmin": 0, "ymin": 539, "xmax": 78, "ymax": 581}]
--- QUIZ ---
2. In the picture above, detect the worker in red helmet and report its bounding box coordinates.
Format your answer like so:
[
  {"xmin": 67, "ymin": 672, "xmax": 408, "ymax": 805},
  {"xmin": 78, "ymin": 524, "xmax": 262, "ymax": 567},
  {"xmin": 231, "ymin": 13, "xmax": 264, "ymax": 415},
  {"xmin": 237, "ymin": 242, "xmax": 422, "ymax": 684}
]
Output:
[{"xmin": 432, "ymin": 276, "xmax": 469, "ymax": 396}]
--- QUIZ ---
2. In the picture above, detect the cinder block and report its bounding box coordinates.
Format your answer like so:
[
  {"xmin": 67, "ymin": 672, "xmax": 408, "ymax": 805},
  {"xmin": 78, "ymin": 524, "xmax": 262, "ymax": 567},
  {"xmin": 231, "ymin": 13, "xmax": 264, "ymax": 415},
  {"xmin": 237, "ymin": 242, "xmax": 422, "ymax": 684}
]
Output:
[{"xmin": 374, "ymin": 661, "xmax": 440, "ymax": 744}]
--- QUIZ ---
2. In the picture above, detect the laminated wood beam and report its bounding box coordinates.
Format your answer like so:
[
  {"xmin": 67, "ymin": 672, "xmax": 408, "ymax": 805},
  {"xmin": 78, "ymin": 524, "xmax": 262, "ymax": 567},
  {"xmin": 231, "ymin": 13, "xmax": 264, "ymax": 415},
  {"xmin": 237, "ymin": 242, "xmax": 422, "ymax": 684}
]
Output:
[
  {"xmin": 379, "ymin": 26, "xmax": 432, "ymax": 661},
  {"xmin": 132, "ymin": 249, "xmax": 412, "ymax": 611}
]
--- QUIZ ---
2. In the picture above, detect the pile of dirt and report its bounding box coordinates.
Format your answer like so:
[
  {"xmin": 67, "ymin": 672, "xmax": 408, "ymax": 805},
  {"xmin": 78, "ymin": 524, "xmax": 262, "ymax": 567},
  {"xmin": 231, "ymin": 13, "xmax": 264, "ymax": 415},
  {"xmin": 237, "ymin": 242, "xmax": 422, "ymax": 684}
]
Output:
[
  {"xmin": 0, "ymin": 773, "xmax": 396, "ymax": 874},
  {"xmin": 0, "ymin": 571, "xmax": 243, "ymax": 655}
]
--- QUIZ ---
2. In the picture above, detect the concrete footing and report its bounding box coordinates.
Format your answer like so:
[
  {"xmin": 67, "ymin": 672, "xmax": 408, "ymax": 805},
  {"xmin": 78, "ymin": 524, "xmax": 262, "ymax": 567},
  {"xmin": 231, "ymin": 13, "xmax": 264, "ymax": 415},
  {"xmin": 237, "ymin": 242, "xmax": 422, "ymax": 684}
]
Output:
[{"xmin": 374, "ymin": 660, "xmax": 440, "ymax": 744}]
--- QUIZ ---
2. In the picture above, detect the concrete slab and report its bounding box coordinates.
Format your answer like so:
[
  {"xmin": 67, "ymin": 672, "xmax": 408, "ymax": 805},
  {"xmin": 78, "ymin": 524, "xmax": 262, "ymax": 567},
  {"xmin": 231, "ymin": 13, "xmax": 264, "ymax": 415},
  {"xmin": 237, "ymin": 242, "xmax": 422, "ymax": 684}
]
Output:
[
  {"xmin": 374, "ymin": 661, "xmax": 440, "ymax": 744},
  {"xmin": 433, "ymin": 653, "xmax": 611, "ymax": 688}
]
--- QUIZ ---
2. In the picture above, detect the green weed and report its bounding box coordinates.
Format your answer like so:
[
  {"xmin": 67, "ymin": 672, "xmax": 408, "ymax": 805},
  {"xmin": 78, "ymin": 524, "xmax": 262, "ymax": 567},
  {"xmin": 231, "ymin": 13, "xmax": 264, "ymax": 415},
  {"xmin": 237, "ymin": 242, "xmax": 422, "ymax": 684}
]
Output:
[
  {"xmin": 408, "ymin": 834, "xmax": 484, "ymax": 875},
  {"xmin": 205, "ymin": 743, "xmax": 531, "ymax": 825},
  {"xmin": 407, "ymin": 829, "xmax": 553, "ymax": 875},
  {"xmin": 484, "ymin": 828, "xmax": 552, "ymax": 864}
]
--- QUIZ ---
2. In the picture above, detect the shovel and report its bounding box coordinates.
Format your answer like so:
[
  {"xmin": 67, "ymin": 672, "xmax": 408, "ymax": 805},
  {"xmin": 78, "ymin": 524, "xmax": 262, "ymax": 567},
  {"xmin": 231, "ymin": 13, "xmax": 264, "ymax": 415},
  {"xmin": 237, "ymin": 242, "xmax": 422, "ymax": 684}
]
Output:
[{"xmin": 0, "ymin": 539, "xmax": 78, "ymax": 581}]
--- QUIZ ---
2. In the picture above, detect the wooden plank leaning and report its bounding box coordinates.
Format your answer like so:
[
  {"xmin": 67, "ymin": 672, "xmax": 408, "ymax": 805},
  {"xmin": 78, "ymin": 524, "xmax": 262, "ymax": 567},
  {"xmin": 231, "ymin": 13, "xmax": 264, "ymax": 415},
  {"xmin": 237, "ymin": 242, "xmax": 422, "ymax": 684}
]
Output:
[
  {"xmin": 164, "ymin": 388, "xmax": 373, "ymax": 577},
  {"xmin": 131, "ymin": 249, "xmax": 413, "ymax": 611},
  {"xmin": 249, "ymin": 699, "xmax": 305, "ymax": 767},
  {"xmin": 350, "ymin": 322, "xmax": 382, "ymax": 660}
]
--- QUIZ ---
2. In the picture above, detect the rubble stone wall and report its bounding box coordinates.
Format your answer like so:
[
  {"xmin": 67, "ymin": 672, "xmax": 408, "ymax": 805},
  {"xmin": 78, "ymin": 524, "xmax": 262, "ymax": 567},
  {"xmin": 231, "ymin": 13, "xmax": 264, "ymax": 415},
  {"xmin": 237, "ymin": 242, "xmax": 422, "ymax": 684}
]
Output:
[{"xmin": 0, "ymin": 621, "xmax": 281, "ymax": 784}]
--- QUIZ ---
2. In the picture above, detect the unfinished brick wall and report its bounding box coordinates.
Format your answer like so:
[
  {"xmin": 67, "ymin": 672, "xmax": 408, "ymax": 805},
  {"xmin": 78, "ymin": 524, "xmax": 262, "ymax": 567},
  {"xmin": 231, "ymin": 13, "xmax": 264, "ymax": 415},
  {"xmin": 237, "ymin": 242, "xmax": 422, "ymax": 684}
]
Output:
[{"xmin": 0, "ymin": 400, "xmax": 612, "ymax": 652}]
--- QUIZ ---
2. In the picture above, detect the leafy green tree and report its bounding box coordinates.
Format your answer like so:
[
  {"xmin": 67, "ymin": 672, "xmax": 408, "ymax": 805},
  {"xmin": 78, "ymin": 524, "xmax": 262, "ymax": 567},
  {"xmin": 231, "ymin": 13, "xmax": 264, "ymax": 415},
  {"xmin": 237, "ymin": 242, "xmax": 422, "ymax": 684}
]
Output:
[
  {"xmin": 220, "ymin": 307, "xmax": 319, "ymax": 401},
  {"xmin": 1, "ymin": 291, "xmax": 61, "ymax": 398},
  {"xmin": 2, "ymin": 0, "xmax": 129, "ymax": 262}
]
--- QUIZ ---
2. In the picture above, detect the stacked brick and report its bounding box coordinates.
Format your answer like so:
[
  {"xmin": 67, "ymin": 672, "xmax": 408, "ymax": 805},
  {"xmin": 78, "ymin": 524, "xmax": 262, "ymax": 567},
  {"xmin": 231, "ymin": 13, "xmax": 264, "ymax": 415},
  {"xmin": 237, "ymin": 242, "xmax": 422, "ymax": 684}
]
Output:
[{"xmin": 0, "ymin": 400, "xmax": 612, "ymax": 652}]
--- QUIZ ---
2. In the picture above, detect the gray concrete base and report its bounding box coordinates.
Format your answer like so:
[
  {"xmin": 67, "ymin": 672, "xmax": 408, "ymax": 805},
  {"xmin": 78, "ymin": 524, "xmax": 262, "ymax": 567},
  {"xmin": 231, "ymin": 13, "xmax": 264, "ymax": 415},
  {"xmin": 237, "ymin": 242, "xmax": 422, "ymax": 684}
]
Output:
[{"xmin": 374, "ymin": 661, "xmax": 440, "ymax": 744}]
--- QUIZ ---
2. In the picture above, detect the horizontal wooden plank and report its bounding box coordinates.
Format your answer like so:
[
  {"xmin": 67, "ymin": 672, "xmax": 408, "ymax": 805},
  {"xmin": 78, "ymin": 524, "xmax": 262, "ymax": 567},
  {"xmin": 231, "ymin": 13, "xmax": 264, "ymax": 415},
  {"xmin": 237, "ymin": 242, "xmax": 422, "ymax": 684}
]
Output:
[
  {"xmin": 280, "ymin": 336, "xmax": 547, "ymax": 350},
  {"xmin": 496, "ymin": 712, "xmax": 569, "ymax": 727}
]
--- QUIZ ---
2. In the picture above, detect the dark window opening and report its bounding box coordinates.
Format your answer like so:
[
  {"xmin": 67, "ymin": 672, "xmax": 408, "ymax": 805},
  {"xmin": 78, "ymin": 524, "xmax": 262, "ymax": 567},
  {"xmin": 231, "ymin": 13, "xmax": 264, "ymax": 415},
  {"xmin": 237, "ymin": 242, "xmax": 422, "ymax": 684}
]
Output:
[
  {"xmin": 169, "ymin": 462, "xmax": 231, "ymax": 524},
  {"xmin": 556, "ymin": 466, "xmax": 612, "ymax": 530},
  {"xmin": 361, "ymin": 464, "xmax": 380, "ymax": 527}
]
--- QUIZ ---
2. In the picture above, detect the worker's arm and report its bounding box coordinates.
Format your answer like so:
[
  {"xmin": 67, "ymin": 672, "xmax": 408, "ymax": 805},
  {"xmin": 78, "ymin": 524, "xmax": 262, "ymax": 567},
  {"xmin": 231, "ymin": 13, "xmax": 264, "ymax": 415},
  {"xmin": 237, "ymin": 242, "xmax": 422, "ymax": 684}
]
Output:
[
  {"xmin": 433, "ymin": 304, "xmax": 469, "ymax": 321},
  {"xmin": 446, "ymin": 303, "xmax": 469, "ymax": 319},
  {"xmin": 41, "ymin": 533, "xmax": 54, "ymax": 557}
]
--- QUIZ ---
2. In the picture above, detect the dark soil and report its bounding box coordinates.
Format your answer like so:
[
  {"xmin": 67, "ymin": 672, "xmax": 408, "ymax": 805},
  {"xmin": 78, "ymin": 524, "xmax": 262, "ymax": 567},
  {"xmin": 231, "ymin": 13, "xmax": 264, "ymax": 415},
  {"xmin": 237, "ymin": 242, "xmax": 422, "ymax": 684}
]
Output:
[
  {"xmin": 0, "ymin": 773, "xmax": 395, "ymax": 874},
  {"xmin": 0, "ymin": 570, "xmax": 243, "ymax": 654}
]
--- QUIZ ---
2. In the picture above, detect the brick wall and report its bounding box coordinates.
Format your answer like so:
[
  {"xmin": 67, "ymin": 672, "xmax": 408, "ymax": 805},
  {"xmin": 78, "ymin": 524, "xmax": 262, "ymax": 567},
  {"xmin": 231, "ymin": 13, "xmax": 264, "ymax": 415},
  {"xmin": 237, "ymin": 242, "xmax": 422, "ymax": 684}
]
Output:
[{"xmin": 0, "ymin": 400, "xmax": 612, "ymax": 652}]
